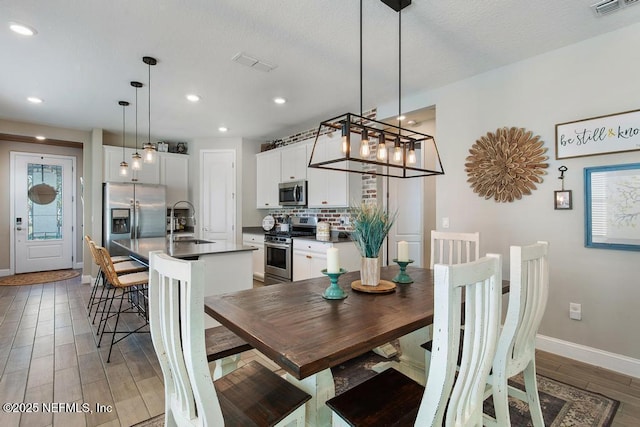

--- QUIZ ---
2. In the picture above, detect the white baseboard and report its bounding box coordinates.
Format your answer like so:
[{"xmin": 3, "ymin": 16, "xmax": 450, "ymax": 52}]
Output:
[
  {"xmin": 0, "ymin": 269, "xmax": 10, "ymax": 277},
  {"xmin": 81, "ymin": 274, "xmax": 92, "ymax": 285},
  {"xmin": 536, "ymin": 334, "xmax": 640, "ymax": 379}
]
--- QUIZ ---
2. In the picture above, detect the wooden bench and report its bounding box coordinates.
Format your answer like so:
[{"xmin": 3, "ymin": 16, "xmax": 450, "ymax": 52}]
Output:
[{"xmin": 204, "ymin": 325, "xmax": 254, "ymax": 379}]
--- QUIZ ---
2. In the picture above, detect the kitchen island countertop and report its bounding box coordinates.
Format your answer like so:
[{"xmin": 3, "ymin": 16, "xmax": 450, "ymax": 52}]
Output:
[{"xmin": 114, "ymin": 237, "xmax": 256, "ymax": 262}]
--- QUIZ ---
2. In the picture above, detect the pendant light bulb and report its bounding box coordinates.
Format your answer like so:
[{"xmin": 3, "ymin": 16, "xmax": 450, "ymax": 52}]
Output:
[
  {"xmin": 340, "ymin": 121, "xmax": 350, "ymax": 155},
  {"xmin": 359, "ymin": 129, "xmax": 370, "ymax": 157},
  {"xmin": 118, "ymin": 100, "xmax": 129, "ymax": 177},
  {"xmin": 393, "ymin": 136, "xmax": 403, "ymax": 162},
  {"xmin": 377, "ymin": 134, "xmax": 387, "ymax": 161},
  {"xmin": 130, "ymin": 81, "xmax": 143, "ymax": 170},
  {"xmin": 407, "ymin": 141, "xmax": 417, "ymax": 165},
  {"xmin": 143, "ymin": 56, "xmax": 157, "ymax": 164}
]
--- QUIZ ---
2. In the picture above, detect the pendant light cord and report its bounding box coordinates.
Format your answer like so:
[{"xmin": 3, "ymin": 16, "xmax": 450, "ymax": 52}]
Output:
[
  {"xmin": 122, "ymin": 103, "xmax": 126, "ymax": 160},
  {"xmin": 359, "ymin": 0, "xmax": 363, "ymax": 118},
  {"xmin": 148, "ymin": 61, "xmax": 151, "ymax": 146},
  {"xmin": 135, "ymin": 85, "xmax": 138, "ymax": 152},
  {"xmin": 398, "ymin": 7, "xmax": 402, "ymax": 126}
]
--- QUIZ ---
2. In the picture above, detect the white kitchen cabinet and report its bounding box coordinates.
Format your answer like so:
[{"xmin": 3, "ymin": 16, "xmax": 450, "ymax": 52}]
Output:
[
  {"xmin": 242, "ymin": 232, "xmax": 265, "ymax": 281},
  {"xmin": 256, "ymin": 149, "xmax": 281, "ymax": 208},
  {"xmin": 293, "ymin": 238, "xmax": 360, "ymax": 281},
  {"xmin": 307, "ymin": 136, "xmax": 361, "ymax": 208},
  {"xmin": 159, "ymin": 152, "xmax": 189, "ymax": 207},
  {"xmin": 280, "ymin": 143, "xmax": 307, "ymax": 182},
  {"xmin": 103, "ymin": 145, "xmax": 160, "ymax": 184}
]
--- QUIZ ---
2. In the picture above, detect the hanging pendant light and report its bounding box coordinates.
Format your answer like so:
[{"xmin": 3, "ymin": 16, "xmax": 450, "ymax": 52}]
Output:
[
  {"xmin": 118, "ymin": 101, "xmax": 129, "ymax": 177},
  {"xmin": 308, "ymin": 0, "xmax": 444, "ymax": 178},
  {"xmin": 142, "ymin": 56, "xmax": 157, "ymax": 164},
  {"xmin": 130, "ymin": 81, "xmax": 143, "ymax": 170}
]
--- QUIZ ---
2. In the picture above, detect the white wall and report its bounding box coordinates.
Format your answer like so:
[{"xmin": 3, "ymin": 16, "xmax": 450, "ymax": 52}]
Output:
[{"xmin": 379, "ymin": 23, "xmax": 640, "ymax": 361}]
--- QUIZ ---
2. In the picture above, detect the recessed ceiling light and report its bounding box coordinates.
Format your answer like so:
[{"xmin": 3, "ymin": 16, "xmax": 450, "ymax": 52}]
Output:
[
  {"xmin": 186, "ymin": 94, "xmax": 200, "ymax": 102},
  {"xmin": 218, "ymin": 126, "xmax": 228, "ymax": 132},
  {"xmin": 27, "ymin": 96, "xmax": 43, "ymax": 104},
  {"xmin": 397, "ymin": 115, "xmax": 406, "ymax": 121},
  {"xmin": 273, "ymin": 97, "xmax": 287, "ymax": 105},
  {"xmin": 9, "ymin": 22, "xmax": 37, "ymax": 36},
  {"xmin": 35, "ymin": 135, "xmax": 46, "ymax": 140}
]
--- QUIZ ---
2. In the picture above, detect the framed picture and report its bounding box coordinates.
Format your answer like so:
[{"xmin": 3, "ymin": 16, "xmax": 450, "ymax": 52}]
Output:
[
  {"xmin": 585, "ymin": 163, "xmax": 640, "ymax": 251},
  {"xmin": 556, "ymin": 109, "xmax": 640, "ymax": 159},
  {"xmin": 554, "ymin": 190, "xmax": 572, "ymax": 210}
]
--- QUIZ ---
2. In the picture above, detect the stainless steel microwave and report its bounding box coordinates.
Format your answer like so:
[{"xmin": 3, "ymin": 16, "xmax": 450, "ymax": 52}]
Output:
[{"xmin": 278, "ymin": 180, "xmax": 307, "ymax": 206}]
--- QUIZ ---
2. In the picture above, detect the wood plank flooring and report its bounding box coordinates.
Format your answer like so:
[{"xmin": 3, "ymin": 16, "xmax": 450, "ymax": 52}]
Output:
[{"xmin": 0, "ymin": 276, "xmax": 637, "ymax": 426}]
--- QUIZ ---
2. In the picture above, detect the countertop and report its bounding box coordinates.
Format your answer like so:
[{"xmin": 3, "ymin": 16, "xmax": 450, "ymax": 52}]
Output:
[
  {"xmin": 114, "ymin": 237, "xmax": 256, "ymax": 262},
  {"xmin": 242, "ymin": 226, "xmax": 353, "ymax": 244}
]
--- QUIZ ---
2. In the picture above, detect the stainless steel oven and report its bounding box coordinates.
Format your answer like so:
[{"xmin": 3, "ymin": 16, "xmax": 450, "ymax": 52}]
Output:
[{"xmin": 264, "ymin": 235, "xmax": 292, "ymax": 285}]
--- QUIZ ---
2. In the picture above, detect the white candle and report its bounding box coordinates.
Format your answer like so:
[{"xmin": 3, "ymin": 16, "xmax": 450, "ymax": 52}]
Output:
[
  {"xmin": 398, "ymin": 241, "xmax": 409, "ymax": 262},
  {"xmin": 327, "ymin": 247, "xmax": 340, "ymax": 273}
]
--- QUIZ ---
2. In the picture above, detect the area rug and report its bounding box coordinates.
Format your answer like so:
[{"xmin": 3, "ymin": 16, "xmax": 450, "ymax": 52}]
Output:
[
  {"xmin": 133, "ymin": 351, "xmax": 619, "ymax": 427},
  {"xmin": 0, "ymin": 269, "xmax": 80, "ymax": 286}
]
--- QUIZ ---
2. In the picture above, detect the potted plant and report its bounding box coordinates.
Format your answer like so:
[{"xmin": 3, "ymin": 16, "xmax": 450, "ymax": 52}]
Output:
[{"xmin": 350, "ymin": 202, "xmax": 397, "ymax": 286}]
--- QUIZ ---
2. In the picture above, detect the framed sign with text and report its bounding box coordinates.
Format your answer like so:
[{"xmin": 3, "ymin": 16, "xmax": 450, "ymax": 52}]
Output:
[{"xmin": 555, "ymin": 109, "xmax": 640, "ymax": 159}]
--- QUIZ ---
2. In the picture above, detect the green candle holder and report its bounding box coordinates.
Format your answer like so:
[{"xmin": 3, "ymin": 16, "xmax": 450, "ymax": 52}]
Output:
[
  {"xmin": 321, "ymin": 268, "xmax": 348, "ymax": 300},
  {"xmin": 392, "ymin": 259, "xmax": 414, "ymax": 284}
]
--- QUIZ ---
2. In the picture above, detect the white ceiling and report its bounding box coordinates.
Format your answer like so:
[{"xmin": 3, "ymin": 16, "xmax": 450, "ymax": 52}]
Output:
[{"xmin": 1, "ymin": 0, "xmax": 639, "ymax": 143}]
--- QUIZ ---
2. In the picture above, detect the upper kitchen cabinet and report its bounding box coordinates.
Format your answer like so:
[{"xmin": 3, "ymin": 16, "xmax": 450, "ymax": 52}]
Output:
[
  {"xmin": 159, "ymin": 152, "xmax": 189, "ymax": 207},
  {"xmin": 256, "ymin": 149, "xmax": 281, "ymax": 208},
  {"xmin": 280, "ymin": 143, "xmax": 307, "ymax": 182},
  {"xmin": 103, "ymin": 145, "xmax": 160, "ymax": 184},
  {"xmin": 307, "ymin": 135, "xmax": 361, "ymax": 208}
]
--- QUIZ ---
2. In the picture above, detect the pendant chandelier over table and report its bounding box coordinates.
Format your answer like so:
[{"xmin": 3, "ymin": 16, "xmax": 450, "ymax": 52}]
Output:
[{"xmin": 308, "ymin": 0, "xmax": 445, "ymax": 179}]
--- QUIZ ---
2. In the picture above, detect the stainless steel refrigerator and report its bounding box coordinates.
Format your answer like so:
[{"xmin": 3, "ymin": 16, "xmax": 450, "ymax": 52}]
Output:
[{"xmin": 103, "ymin": 183, "xmax": 166, "ymax": 255}]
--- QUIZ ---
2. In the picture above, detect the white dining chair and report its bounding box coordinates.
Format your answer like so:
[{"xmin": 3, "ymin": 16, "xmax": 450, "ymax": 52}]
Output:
[
  {"xmin": 148, "ymin": 251, "xmax": 310, "ymax": 427},
  {"xmin": 430, "ymin": 230, "xmax": 480, "ymax": 268},
  {"xmin": 483, "ymin": 241, "xmax": 549, "ymax": 427},
  {"xmin": 327, "ymin": 254, "xmax": 502, "ymax": 426}
]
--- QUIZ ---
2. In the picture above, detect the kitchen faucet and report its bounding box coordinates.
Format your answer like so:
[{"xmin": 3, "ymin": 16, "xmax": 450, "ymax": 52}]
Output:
[{"xmin": 170, "ymin": 200, "xmax": 196, "ymax": 242}]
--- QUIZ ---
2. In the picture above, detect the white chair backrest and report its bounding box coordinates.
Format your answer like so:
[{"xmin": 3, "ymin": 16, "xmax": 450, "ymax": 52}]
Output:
[
  {"xmin": 416, "ymin": 254, "xmax": 502, "ymax": 426},
  {"xmin": 148, "ymin": 250, "xmax": 224, "ymax": 426},
  {"xmin": 496, "ymin": 241, "xmax": 549, "ymax": 378},
  {"xmin": 430, "ymin": 231, "xmax": 480, "ymax": 268}
]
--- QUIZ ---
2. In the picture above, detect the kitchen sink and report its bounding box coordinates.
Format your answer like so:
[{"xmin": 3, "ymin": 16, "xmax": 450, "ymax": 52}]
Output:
[{"xmin": 172, "ymin": 238, "xmax": 214, "ymax": 245}]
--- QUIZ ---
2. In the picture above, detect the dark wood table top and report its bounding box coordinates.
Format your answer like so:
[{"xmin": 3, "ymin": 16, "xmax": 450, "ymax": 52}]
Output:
[{"xmin": 204, "ymin": 266, "xmax": 507, "ymax": 380}]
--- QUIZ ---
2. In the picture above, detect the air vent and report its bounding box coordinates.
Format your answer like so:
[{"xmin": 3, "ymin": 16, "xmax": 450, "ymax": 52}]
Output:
[
  {"xmin": 591, "ymin": 0, "xmax": 639, "ymax": 15},
  {"xmin": 232, "ymin": 52, "xmax": 277, "ymax": 72}
]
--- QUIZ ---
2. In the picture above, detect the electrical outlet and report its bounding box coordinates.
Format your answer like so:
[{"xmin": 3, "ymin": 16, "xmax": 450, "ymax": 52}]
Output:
[
  {"xmin": 341, "ymin": 216, "xmax": 350, "ymax": 226},
  {"xmin": 569, "ymin": 302, "xmax": 582, "ymax": 320},
  {"xmin": 442, "ymin": 217, "xmax": 450, "ymax": 229}
]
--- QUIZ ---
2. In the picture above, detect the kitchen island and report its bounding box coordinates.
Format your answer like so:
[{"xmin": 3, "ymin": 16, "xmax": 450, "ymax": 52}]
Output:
[{"xmin": 114, "ymin": 237, "xmax": 256, "ymax": 327}]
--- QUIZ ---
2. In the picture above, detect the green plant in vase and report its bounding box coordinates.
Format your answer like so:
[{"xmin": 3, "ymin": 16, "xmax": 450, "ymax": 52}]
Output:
[{"xmin": 350, "ymin": 202, "xmax": 397, "ymax": 286}]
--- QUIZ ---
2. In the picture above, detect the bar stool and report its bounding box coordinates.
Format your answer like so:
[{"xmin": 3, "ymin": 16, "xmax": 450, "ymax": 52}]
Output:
[{"xmin": 94, "ymin": 245, "xmax": 150, "ymax": 362}]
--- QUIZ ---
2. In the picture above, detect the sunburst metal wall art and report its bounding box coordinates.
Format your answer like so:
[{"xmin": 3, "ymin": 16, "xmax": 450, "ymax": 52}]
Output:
[{"xmin": 465, "ymin": 127, "xmax": 549, "ymax": 203}]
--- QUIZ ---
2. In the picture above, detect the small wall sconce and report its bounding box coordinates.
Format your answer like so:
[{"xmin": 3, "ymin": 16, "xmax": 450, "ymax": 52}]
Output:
[{"xmin": 554, "ymin": 165, "xmax": 572, "ymax": 210}]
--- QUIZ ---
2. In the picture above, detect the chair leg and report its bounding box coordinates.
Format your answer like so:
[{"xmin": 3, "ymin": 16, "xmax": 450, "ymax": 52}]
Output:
[
  {"xmin": 87, "ymin": 270, "xmax": 101, "ymax": 312},
  {"xmin": 491, "ymin": 372, "xmax": 511, "ymax": 427},
  {"xmin": 97, "ymin": 287, "xmax": 117, "ymax": 342},
  {"xmin": 106, "ymin": 289, "xmax": 127, "ymax": 363},
  {"xmin": 92, "ymin": 280, "xmax": 109, "ymax": 325},
  {"xmin": 522, "ymin": 360, "xmax": 544, "ymax": 427}
]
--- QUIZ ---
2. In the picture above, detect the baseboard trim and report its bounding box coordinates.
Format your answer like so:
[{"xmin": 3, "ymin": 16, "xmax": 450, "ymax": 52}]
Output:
[
  {"xmin": 536, "ymin": 334, "xmax": 640, "ymax": 379},
  {"xmin": 0, "ymin": 269, "xmax": 10, "ymax": 277},
  {"xmin": 81, "ymin": 274, "xmax": 92, "ymax": 285}
]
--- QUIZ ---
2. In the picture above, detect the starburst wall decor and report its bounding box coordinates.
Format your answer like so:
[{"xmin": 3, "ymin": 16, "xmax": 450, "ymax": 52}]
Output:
[{"xmin": 465, "ymin": 127, "xmax": 549, "ymax": 203}]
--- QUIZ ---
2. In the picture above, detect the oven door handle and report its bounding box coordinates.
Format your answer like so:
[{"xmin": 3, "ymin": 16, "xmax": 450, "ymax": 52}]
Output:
[
  {"xmin": 293, "ymin": 184, "xmax": 299, "ymax": 202},
  {"xmin": 265, "ymin": 242, "xmax": 291, "ymax": 250}
]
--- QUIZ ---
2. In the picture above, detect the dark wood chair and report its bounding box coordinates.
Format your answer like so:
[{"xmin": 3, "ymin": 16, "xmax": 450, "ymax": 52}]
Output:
[
  {"xmin": 148, "ymin": 250, "xmax": 310, "ymax": 426},
  {"xmin": 327, "ymin": 254, "xmax": 502, "ymax": 426}
]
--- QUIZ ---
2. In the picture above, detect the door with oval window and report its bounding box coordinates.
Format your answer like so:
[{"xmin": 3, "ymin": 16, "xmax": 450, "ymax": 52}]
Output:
[{"xmin": 12, "ymin": 153, "xmax": 75, "ymax": 273}]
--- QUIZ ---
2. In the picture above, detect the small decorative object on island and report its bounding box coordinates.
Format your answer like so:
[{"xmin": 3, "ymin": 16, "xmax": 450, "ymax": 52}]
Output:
[
  {"xmin": 392, "ymin": 241, "xmax": 414, "ymax": 283},
  {"xmin": 465, "ymin": 127, "xmax": 549, "ymax": 203},
  {"xmin": 350, "ymin": 202, "xmax": 396, "ymax": 287}
]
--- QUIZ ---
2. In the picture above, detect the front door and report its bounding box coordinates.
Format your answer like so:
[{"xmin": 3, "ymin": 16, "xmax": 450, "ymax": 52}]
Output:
[{"xmin": 12, "ymin": 153, "xmax": 75, "ymax": 273}]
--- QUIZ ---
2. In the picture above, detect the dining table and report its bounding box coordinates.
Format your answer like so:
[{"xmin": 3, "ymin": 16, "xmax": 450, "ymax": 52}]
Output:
[{"xmin": 204, "ymin": 265, "xmax": 508, "ymax": 426}]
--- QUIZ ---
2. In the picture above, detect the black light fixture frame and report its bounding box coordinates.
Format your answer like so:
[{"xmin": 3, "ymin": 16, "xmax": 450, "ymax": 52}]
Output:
[{"xmin": 308, "ymin": 0, "xmax": 444, "ymax": 179}]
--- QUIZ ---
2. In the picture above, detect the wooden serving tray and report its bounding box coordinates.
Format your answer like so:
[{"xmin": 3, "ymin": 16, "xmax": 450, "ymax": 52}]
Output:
[{"xmin": 351, "ymin": 279, "xmax": 396, "ymax": 293}]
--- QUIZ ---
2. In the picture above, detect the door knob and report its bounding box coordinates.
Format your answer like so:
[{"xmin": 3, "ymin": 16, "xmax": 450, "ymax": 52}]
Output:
[{"xmin": 16, "ymin": 227, "xmax": 22, "ymax": 231}]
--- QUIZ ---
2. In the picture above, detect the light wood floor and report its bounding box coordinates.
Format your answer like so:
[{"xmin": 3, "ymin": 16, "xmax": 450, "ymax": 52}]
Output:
[{"xmin": 0, "ymin": 276, "xmax": 637, "ymax": 426}]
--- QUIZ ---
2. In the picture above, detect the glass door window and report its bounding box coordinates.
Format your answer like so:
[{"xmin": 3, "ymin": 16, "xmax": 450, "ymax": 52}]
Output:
[{"xmin": 27, "ymin": 163, "xmax": 63, "ymax": 240}]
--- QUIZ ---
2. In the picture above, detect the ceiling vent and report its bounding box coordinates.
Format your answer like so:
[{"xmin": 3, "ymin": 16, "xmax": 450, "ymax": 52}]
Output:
[
  {"xmin": 591, "ymin": 0, "xmax": 639, "ymax": 15},
  {"xmin": 232, "ymin": 52, "xmax": 277, "ymax": 72}
]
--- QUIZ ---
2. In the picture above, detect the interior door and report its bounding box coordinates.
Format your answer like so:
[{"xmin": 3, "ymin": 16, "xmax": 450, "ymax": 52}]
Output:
[
  {"xmin": 200, "ymin": 150, "xmax": 236, "ymax": 243},
  {"xmin": 12, "ymin": 153, "xmax": 75, "ymax": 273}
]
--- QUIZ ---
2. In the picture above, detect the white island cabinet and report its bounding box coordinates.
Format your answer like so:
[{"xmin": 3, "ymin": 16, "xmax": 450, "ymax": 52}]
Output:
[
  {"xmin": 293, "ymin": 238, "xmax": 360, "ymax": 281},
  {"xmin": 242, "ymin": 232, "xmax": 265, "ymax": 281}
]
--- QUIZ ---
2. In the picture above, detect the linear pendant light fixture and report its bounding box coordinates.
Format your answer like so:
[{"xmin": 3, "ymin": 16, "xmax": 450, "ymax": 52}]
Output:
[
  {"xmin": 142, "ymin": 56, "xmax": 157, "ymax": 164},
  {"xmin": 118, "ymin": 101, "xmax": 130, "ymax": 177},
  {"xmin": 130, "ymin": 81, "xmax": 143, "ymax": 171},
  {"xmin": 308, "ymin": 0, "xmax": 444, "ymax": 179}
]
